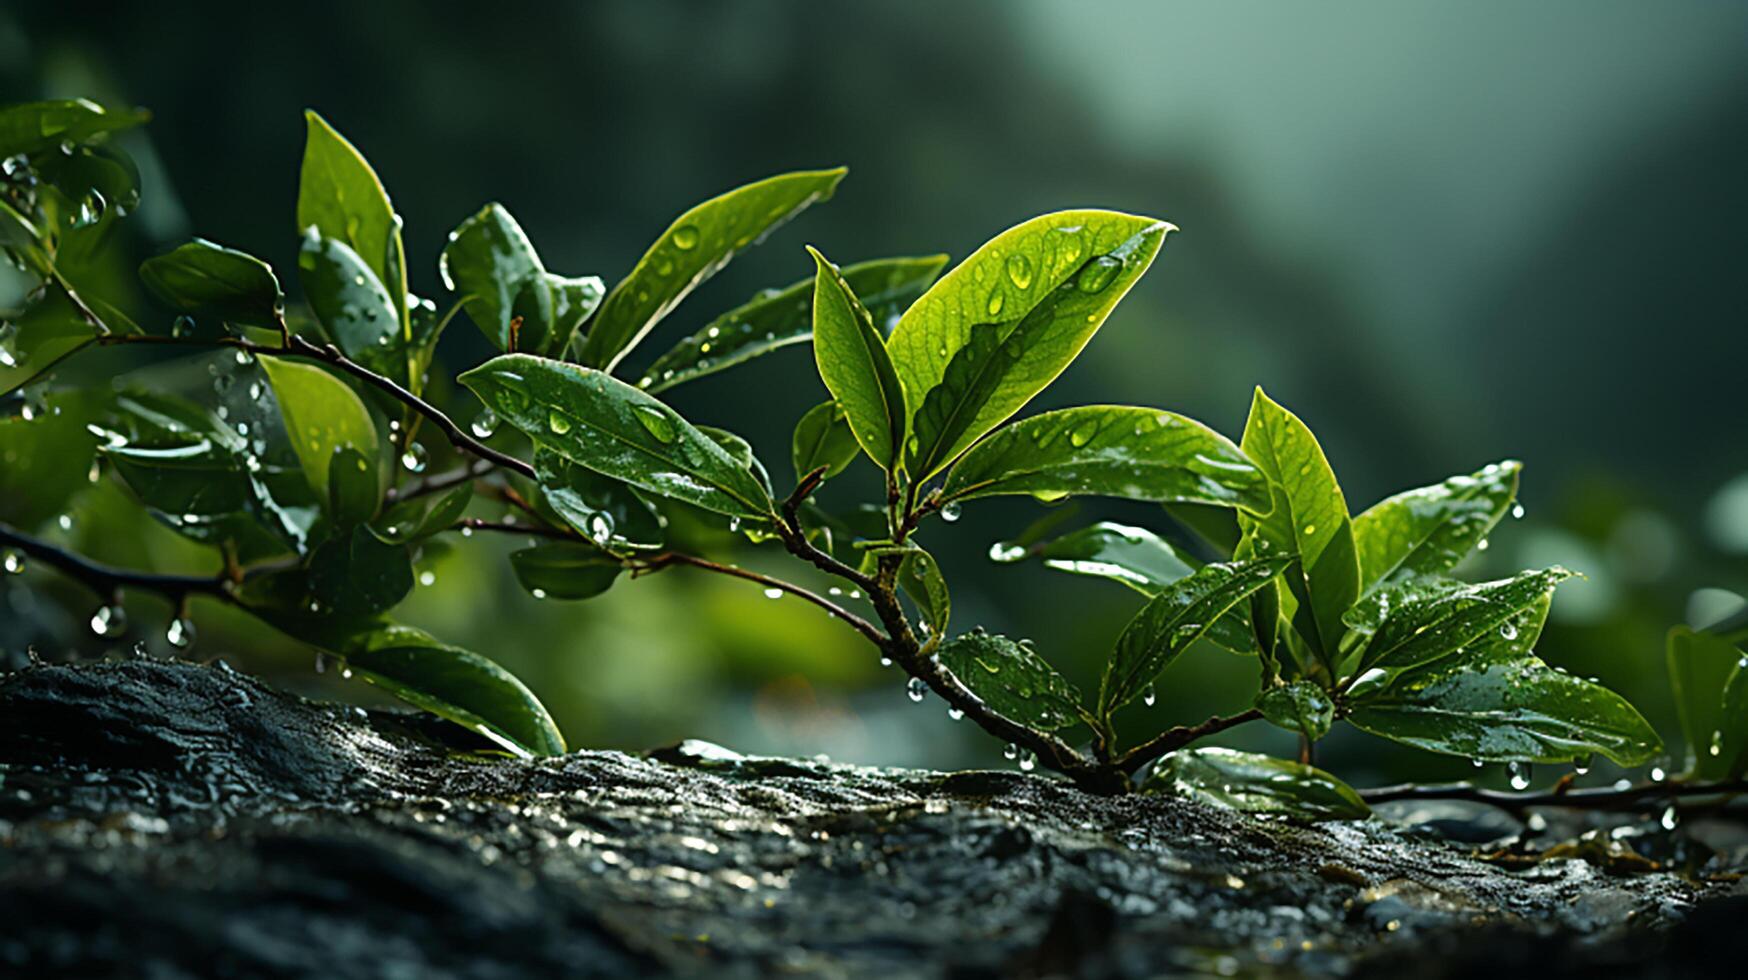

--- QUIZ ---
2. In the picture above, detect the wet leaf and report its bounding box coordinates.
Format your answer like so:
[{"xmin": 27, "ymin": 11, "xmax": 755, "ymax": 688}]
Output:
[
  {"xmin": 0, "ymin": 99, "xmax": 148, "ymax": 157},
  {"xmin": 942, "ymin": 405, "xmax": 1266, "ymax": 511},
  {"xmin": 988, "ymin": 521, "xmax": 1196, "ymax": 595},
  {"xmin": 532, "ymin": 448, "xmax": 663, "ymax": 551},
  {"xmin": 0, "ymin": 390, "xmax": 103, "ymax": 531},
  {"xmin": 0, "ymin": 287, "xmax": 98, "ymax": 397},
  {"xmin": 307, "ymin": 525, "xmax": 413, "ymax": 617},
  {"xmin": 1353, "ymin": 567, "xmax": 1575, "ymax": 675},
  {"xmin": 326, "ymin": 446, "xmax": 380, "ymax": 526},
  {"xmin": 139, "ymin": 238, "xmax": 284, "ymax": 329},
  {"xmin": 790, "ymin": 400, "xmax": 860, "ymax": 483},
  {"xmin": 1144, "ymin": 747, "xmax": 1370, "ymax": 821},
  {"xmin": 1256, "ymin": 680, "xmax": 1334, "ymax": 741},
  {"xmin": 297, "ymin": 111, "xmax": 405, "ymax": 333},
  {"xmin": 888, "ymin": 211, "xmax": 1171, "ymax": 479},
  {"xmin": 807, "ymin": 246, "xmax": 907, "ymax": 470},
  {"xmin": 372, "ymin": 482, "xmax": 473, "ymax": 545},
  {"xmin": 935, "ymin": 630, "xmax": 1085, "ymax": 732},
  {"xmin": 460, "ymin": 354, "xmax": 772, "ymax": 520},
  {"xmin": 342, "ymin": 636, "xmax": 566, "ymax": 757},
  {"xmin": 1353, "ymin": 460, "xmax": 1520, "ymax": 593},
  {"xmin": 509, "ymin": 541, "xmax": 623, "ymax": 600},
  {"xmin": 898, "ymin": 547, "xmax": 950, "ymax": 639},
  {"xmin": 439, "ymin": 203, "xmax": 602, "ymax": 356},
  {"xmin": 579, "ymin": 167, "xmax": 847, "ymax": 371},
  {"xmin": 1666, "ymin": 627, "xmax": 1748, "ymax": 779},
  {"xmin": 259, "ymin": 357, "xmax": 380, "ymax": 499}
]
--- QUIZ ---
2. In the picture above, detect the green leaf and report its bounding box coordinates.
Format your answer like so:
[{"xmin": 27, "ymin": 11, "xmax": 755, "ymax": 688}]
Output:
[
  {"xmin": 35, "ymin": 143, "xmax": 141, "ymax": 220},
  {"xmin": 1353, "ymin": 460, "xmax": 1521, "ymax": 593},
  {"xmin": 640, "ymin": 254, "xmax": 947, "ymax": 394},
  {"xmin": 888, "ymin": 211, "xmax": 1171, "ymax": 480},
  {"xmin": 1354, "ymin": 568, "xmax": 1575, "ymax": 676},
  {"xmin": 342, "ymin": 638, "xmax": 565, "ymax": 757},
  {"xmin": 327, "ymin": 447, "xmax": 380, "ymax": 526},
  {"xmin": 1, "ymin": 288, "xmax": 98, "ymax": 397},
  {"xmin": 579, "ymin": 168, "xmax": 848, "ymax": 371},
  {"xmin": 1346, "ymin": 633, "xmax": 1661, "ymax": 767},
  {"xmin": 988, "ymin": 521, "xmax": 1196, "ymax": 596},
  {"xmin": 0, "ymin": 391, "xmax": 103, "ymax": 531},
  {"xmin": 790, "ymin": 400, "xmax": 860, "ymax": 483},
  {"xmin": 935, "ymin": 630, "xmax": 1085, "ymax": 732},
  {"xmin": 307, "ymin": 526, "xmax": 413, "ymax": 617},
  {"xmin": 1256, "ymin": 681, "xmax": 1334, "ymax": 741},
  {"xmin": 372, "ymin": 482, "xmax": 472, "ymax": 545},
  {"xmin": 138, "ymin": 238, "xmax": 283, "ymax": 329},
  {"xmin": 459, "ymin": 354, "xmax": 772, "ymax": 520},
  {"xmin": 532, "ymin": 448, "xmax": 664, "ymax": 551},
  {"xmin": 0, "ymin": 99, "xmax": 148, "ymax": 157},
  {"xmin": 1098, "ymin": 556, "xmax": 1293, "ymax": 719},
  {"xmin": 898, "ymin": 547, "xmax": 950, "ymax": 640},
  {"xmin": 509, "ymin": 541, "xmax": 624, "ymax": 600},
  {"xmin": 296, "ymin": 111, "xmax": 405, "ymax": 336},
  {"xmin": 1237, "ymin": 388, "xmax": 1360, "ymax": 673},
  {"xmin": 259, "ymin": 357, "xmax": 380, "ymax": 499},
  {"xmin": 1143, "ymin": 747, "xmax": 1370, "ymax": 821},
  {"xmin": 296, "ymin": 230, "xmax": 400, "ymax": 372},
  {"xmin": 1666, "ymin": 627, "xmax": 1748, "ymax": 779},
  {"xmin": 942, "ymin": 405, "xmax": 1267, "ymax": 511},
  {"xmin": 438, "ymin": 203, "xmax": 603, "ymax": 357},
  {"xmin": 807, "ymin": 246, "xmax": 907, "ymax": 470}
]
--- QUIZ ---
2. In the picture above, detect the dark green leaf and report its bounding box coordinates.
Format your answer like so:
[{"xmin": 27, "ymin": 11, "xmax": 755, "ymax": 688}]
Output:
[
  {"xmin": 888, "ymin": 211, "xmax": 1171, "ymax": 479},
  {"xmin": 0, "ymin": 390, "xmax": 102, "ymax": 530},
  {"xmin": 1144, "ymin": 747, "xmax": 1370, "ymax": 821},
  {"xmin": 1256, "ymin": 681, "xmax": 1334, "ymax": 741},
  {"xmin": 297, "ymin": 230, "xmax": 399, "ymax": 371},
  {"xmin": 35, "ymin": 142, "xmax": 141, "ymax": 219},
  {"xmin": 140, "ymin": 238, "xmax": 284, "ymax": 329},
  {"xmin": 297, "ymin": 111, "xmax": 405, "ymax": 330},
  {"xmin": 342, "ymin": 637, "xmax": 566, "ymax": 757},
  {"xmin": 898, "ymin": 547, "xmax": 950, "ymax": 640},
  {"xmin": 1164, "ymin": 502, "xmax": 1242, "ymax": 557},
  {"xmin": 988, "ymin": 521, "xmax": 1195, "ymax": 595},
  {"xmin": 1666, "ymin": 627, "xmax": 1748, "ymax": 779},
  {"xmin": 639, "ymin": 254, "xmax": 946, "ymax": 393},
  {"xmin": 579, "ymin": 168, "xmax": 848, "ymax": 371},
  {"xmin": 807, "ymin": 246, "xmax": 907, "ymax": 469},
  {"xmin": 438, "ymin": 203, "xmax": 603, "ymax": 357},
  {"xmin": 0, "ymin": 99, "xmax": 148, "ymax": 157},
  {"xmin": 327, "ymin": 447, "xmax": 380, "ymax": 526},
  {"xmin": 1237, "ymin": 388, "xmax": 1360, "ymax": 673},
  {"xmin": 935, "ymin": 630, "xmax": 1085, "ymax": 732},
  {"xmin": 1, "ymin": 288, "xmax": 97, "ymax": 397},
  {"xmin": 459, "ymin": 354, "xmax": 772, "ymax": 520},
  {"xmin": 1099, "ymin": 556, "xmax": 1293, "ymax": 718},
  {"xmin": 509, "ymin": 541, "xmax": 623, "ymax": 600},
  {"xmin": 258, "ymin": 357, "xmax": 380, "ymax": 499},
  {"xmin": 1353, "ymin": 460, "xmax": 1520, "ymax": 593},
  {"xmin": 532, "ymin": 448, "xmax": 663, "ymax": 550},
  {"xmin": 942, "ymin": 405, "xmax": 1267, "ymax": 511},
  {"xmin": 1354, "ymin": 568, "xmax": 1575, "ymax": 676},
  {"xmin": 790, "ymin": 400, "xmax": 860, "ymax": 483},
  {"xmin": 307, "ymin": 526, "xmax": 413, "ymax": 617},
  {"xmin": 372, "ymin": 482, "xmax": 472, "ymax": 545}
]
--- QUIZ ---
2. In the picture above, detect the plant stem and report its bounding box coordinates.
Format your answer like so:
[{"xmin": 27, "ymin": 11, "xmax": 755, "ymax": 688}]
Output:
[
  {"xmin": 633, "ymin": 551, "xmax": 887, "ymax": 648},
  {"xmin": 0, "ymin": 521, "xmax": 228, "ymax": 600},
  {"xmin": 451, "ymin": 518, "xmax": 578, "ymax": 542},
  {"xmin": 385, "ymin": 460, "xmax": 496, "ymax": 503},
  {"xmin": 1114, "ymin": 708, "xmax": 1264, "ymax": 775},
  {"xmin": 1358, "ymin": 777, "xmax": 1748, "ymax": 815}
]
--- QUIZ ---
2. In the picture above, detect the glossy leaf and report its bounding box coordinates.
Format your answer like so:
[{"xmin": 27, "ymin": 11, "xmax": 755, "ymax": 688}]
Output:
[
  {"xmin": 579, "ymin": 168, "xmax": 847, "ymax": 371},
  {"xmin": 639, "ymin": 254, "xmax": 946, "ymax": 393},
  {"xmin": 989, "ymin": 521, "xmax": 1196, "ymax": 595},
  {"xmin": 372, "ymin": 482, "xmax": 472, "ymax": 545},
  {"xmin": 438, "ymin": 203, "xmax": 603, "ymax": 357},
  {"xmin": 139, "ymin": 238, "xmax": 283, "ymax": 328},
  {"xmin": 697, "ymin": 425, "xmax": 774, "ymax": 501},
  {"xmin": 898, "ymin": 547, "xmax": 951, "ymax": 640},
  {"xmin": 1666, "ymin": 627, "xmax": 1748, "ymax": 779},
  {"xmin": 509, "ymin": 542, "xmax": 624, "ymax": 600},
  {"xmin": 1353, "ymin": 460, "xmax": 1521, "ymax": 593},
  {"xmin": 943, "ymin": 405, "xmax": 1267, "ymax": 512},
  {"xmin": 0, "ymin": 99, "xmax": 148, "ymax": 157},
  {"xmin": 1, "ymin": 289, "xmax": 98, "ymax": 397},
  {"xmin": 1354, "ymin": 567, "xmax": 1575, "ymax": 676},
  {"xmin": 1256, "ymin": 681, "xmax": 1334, "ymax": 741},
  {"xmin": 307, "ymin": 526, "xmax": 413, "ymax": 617},
  {"xmin": 1237, "ymin": 389, "xmax": 1359, "ymax": 672},
  {"xmin": 0, "ymin": 391, "xmax": 102, "ymax": 531},
  {"xmin": 935, "ymin": 630, "xmax": 1085, "ymax": 732},
  {"xmin": 259, "ymin": 357, "xmax": 380, "ymax": 499},
  {"xmin": 297, "ymin": 111, "xmax": 405, "ymax": 332},
  {"xmin": 807, "ymin": 246, "xmax": 907, "ymax": 469},
  {"xmin": 459, "ymin": 354, "xmax": 772, "ymax": 520},
  {"xmin": 532, "ymin": 448, "xmax": 663, "ymax": 551},
  {"xmin": 327, "ymin": 447, "xmax": 380, "ymax": 526},
  {"xmin": 1144, "ymin": 747, "xmax": 1370, "ymax": 822},
  {"xmin": 790, "ymin": 400, "xmax": 860, "ymax": 483},
  {"xmin": 297, "ymin": 231, "xmax": 399, "ymax": 371},
  {"xmin": 1099, "ymin": 556, "xmax": 1293, "ymax": 719},
  {"xmin": 343, "ymin": 639, "xmax": 565, "ymax": 757},
  {"xmin": 888, "ymin": 211, "xmax": 1171, "ymax": 479}
]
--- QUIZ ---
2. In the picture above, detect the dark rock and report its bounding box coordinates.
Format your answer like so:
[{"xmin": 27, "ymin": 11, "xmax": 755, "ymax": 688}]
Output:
[{"xmin": 0, "ymin": 659, "xmax": 1741, "ymax": 978}]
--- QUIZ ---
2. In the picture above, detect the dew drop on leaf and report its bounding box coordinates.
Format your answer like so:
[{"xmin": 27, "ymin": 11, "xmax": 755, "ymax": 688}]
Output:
[
  {"xmin": 946, "ymin": 707, "xmax": 964, "ymax": 722},
  {"xmin": 1003, "ymin": 743, "xmax": 1019, "ymax": 761},
  {"xmin": 1004, "ymin": 254, "xmax": 1033, "ymax": 290},
  {"xmin": 546, "ymin": 411, "xmax": 572, "ymax": 436},
  {"xmin": 1499, "ymin": 622, "xmax": 1518, "ymax": 641},
  {"xmin": 632, "ymin": 405, "xmax": 677, "ymax": 443},
  {"xmin": 763, "ymin": 587, "xmax": 783, "ymax": 600},
  {"xmin": 671, "ymin": 225, "xmax": 700, "ymax": 250}
]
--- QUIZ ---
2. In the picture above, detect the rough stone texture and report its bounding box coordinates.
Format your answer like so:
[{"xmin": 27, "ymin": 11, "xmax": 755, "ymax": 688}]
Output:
[{"xmin": 0, "ymin": 658, "xmax": 1741, "ymax": 978}]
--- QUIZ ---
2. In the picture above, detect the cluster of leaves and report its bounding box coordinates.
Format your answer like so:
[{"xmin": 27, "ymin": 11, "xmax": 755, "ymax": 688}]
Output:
[{"xmin": 2, "ymin": 99, "xmax": 1734, "ymax": 813}]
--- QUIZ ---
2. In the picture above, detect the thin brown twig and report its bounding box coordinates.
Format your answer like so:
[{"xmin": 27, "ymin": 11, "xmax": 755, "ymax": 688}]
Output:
[
  {"xmin": 632, "ymin": 551, "xmax": 887, "ymax": 648},
  {"xmin": 384, "ymin": 459, "xmax": 496, "ymax": 504}
]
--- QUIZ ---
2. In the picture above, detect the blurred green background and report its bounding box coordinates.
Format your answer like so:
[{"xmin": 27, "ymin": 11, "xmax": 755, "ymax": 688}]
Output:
[{"xmin": 3, "ymin": 1, "xmax": 1745, "ymax": 789}]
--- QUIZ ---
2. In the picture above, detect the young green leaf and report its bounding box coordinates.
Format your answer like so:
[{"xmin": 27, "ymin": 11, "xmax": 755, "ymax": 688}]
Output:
[
  {"xmin": 1098, "ymin": 556, "xmax": 1293, "ymax": 719},
  {"xmin": 942, "ymin": 405, "xmax": 1267, "ymax": 512},
  {"xmin": 807, "ymin": 246, "xmax": 907, "ymax": 470},
  {"xmin": 438, "ymin": 203, "xmax": 603, "ymax": 356},
  {"xmin": 579, "ymin": 168, "xmax": 848, "ymax": 371},
  {"xmin": 1353, "ymin": 567, "xmax": 1575, "ymax": 676},
  {"xmin": 1237, "ymin": 389, "xmax": 1360, "ymax": 673},
  {"xmin": 1256, "ymin": 680, "xmax": 1334, "ymax": 741},
  {"xmin": 697, "ymin": 425, "xmax": 775, "ymax": 500},
  {"xmin": 0, "ymin": 391, "xmax": 103, "ymax": 531},
  {"xmin": 342, "ymin": 638, "xmax": 566, "ymax": 757},
  {"xmin": 1144, "ymin": 747, "xmax": 1370, "ymax": 821},
  {"xmin": 326, "ymin": 446, "xmax": 381, "ymax": 526},
  {"xmin": 509, "ymin": 541, "xmax": 624, "ymax": 600},
  {"xmin": 898, "ymin": 548, "xmax": 950, "ymax": 640},
  {"xmin": 790, "ymin": 401, "xmax": 860, "ymax": 483},
  {"xmin": 296, "ymin": 231, "xmax": 400, "ymax": 369},
  {"xmin": 1353, "ymin": 460, "xmax": 1521, "ymax": 593},
  {"xmin": 935, "ymin": 630, "xmax": 1085, "ymax": 732},
  {"xmin": 258, "ymin": 357, "xmax": 380, "ymax": 499},
  {"xmin": 139, "ymin": 238, "xmax": 284, "ymax": 328},
  {"xmin": 532, "ymin": 449, "xmax": 664, "ymax": 551},
  {"xmin": 297, "ymin": 110, "xmax": 406, "ymax": 336},
  {"xmin": 888, "ymin": 211, "xmax": 1171, "ymax": 480},
  {"xmin": 0, "ymin": 99, "xmax": 148, "ymax": 157},
  {"xmin": 307, "ymin": 526, "xmax": 414, "ymax": 617},
  {"xmin": 372, "ymin": 482, "xmax": 473, "ymax": 545},
  {"xmin": 1, "ymin": 287, "xmax": 107, "ymax": 397},
  {"xmin": 989, "ymin": 520, "xmax": 1197, "ymax": 594},
  {"xmin": 639, "ymin": 254, "xmax": 947, "ymax": 393},
  {"xmin": 1666, "ymin": 627, "xmax": 1748, "ymax": 779},
  {"xmin": 459, "ymin": 354, "xmax": 773, "ymax": 520}
]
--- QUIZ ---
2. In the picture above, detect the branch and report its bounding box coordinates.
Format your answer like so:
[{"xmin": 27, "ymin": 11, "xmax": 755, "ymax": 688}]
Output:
[
  {"xmin": 632, "ymin": 551, "xmax": 887, "ymax": 648},
  {"xmin": 775, "ymin": 468, "xmax": 877, "ymax": 592},
  {"xmin": 384, "ymin": 460, "xmax": 495, "ymax": 504},
  {"xmin": 0, "ymin": 522, "xmax": 228, "ymax": 600},
  {"xmin": 1359, "ymin": 777, "xmax": 1748, "ymax": 814},
  {"xmin": 451, "ymin": 518, "xmax": 578, "ymax": 542},
  {"xmin": 1114, "ymin": 708, "xmax": 1264, "ymax": 775}
]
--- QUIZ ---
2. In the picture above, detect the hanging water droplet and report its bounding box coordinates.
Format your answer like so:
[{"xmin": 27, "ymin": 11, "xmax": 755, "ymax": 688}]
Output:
[
  {"xmin": 1649, "ymin": 765, "xmax": 1667, "ymax": 783},
  {"xmin": 340, "ymin": 666, "xmax": 355, "ymax": 680},
  {"xmin": 988, "ymin": 541, "xmax": 1025, "ymax": 562},
  {"xmin": 1511, "ymin": 502, "xmax": 1526, "ymax": 520},
  {"xmin": 1507, "ymin": 760, "xmax": 1532, "ymax": 791},
  {"xmin": 763, "ymin": 587, "xmax": 783, "ymax": 600},
  {"xmin": 164, "ymin": 616, "xmax": 196, "ymax": 650},
  {"xmin": 471, "ymin": 408, "xmax": 499, "ymax": 439},
  {"xmin": 2, "ymin": 548, "xmax": 23, "ymax": 575},
  {"xmin": 1003, "ymin": 743, "xmax": 1019, "ymax": 761},
  {"xmin": 946, "ymin": 707, "xmax": 964, "ymax": 722},
  {"xmin": 1471, "ymin": 758, "xmax": 1485, "ymax": 768},
  {"xmin": 1018, "ymin": 751, "xmax": 1036, "ymax": 772},
  {"xmin": 879, "ymin": 656, "xmax": 893, "ymax": 668},
  {"xmin": 1659, "ymin": 805, "xmax": 1680, "ymax": 831},
  {"xmin": 906, "ymin": 677, "xmax": 927, "ymax": 702},
  {"xmin": 1142, "ymin": 684, "xmax": 1157, "ymax": 707},
  {"xmin": 401, "ymin": 442, "xmax": 428, "ymax": 472},
  {"xmin": 728, "ymin": 516, "xmax": 742, "ymax": 533},
  {"xmin": 89, "ymin": 603, "xmax": 127, "ymax": 638},
  {"xmin": 940, "ymin": 502, "xmax": 962, "ymax": 523},
  {"xmin": 1573, "ymin": 754, "xmax": 1592, "ymax": 776},
  {"xmin": 171, "ymin": 314, "xmax": 196, "ymax": 338}
]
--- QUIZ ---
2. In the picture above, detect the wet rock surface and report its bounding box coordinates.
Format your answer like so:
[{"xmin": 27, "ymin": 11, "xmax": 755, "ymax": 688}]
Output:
[{"xmin": 0, "ymin": 658, "xmax": 1741, "ymax": 978}]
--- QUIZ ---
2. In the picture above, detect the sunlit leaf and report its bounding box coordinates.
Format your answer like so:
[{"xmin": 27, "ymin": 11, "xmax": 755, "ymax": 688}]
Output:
[
  {"xmin": 140, "ymin": 237, "xmax": 284, "ymax": 329},
  {"xmin": 532, "ymin": 448, "xmax": 663, "ymax": 551},
  {"xmin": 1144, "ymin": 747, "xmax": 1370, "ymax": 821},
  {"xmin": 0, "ymin": 391, "xmax": 103, "ymax": 531},
  {"xmin": 1353, "ymin": 460, "xmax": 1520, "ymax": 593},
  {"xmin": 297, "ymin": 230, "xmax": 399, "ymax": 372},
  {"xmin": 807, "ymin": 246, "xmax": 907, "ymax": 470},
  {"xmin": 935, "ymin": 629, "xmax": 1085, "ymax": 732},
  {"xmin": 297, "ymin": 110, "xmax": 405, "ymax": 334},
  {"xmin": 327, "ymin": 446, "xmax": 380, "ymax": 526},
  {"xmin": 1353, "ymin": 567, "xmax": 1575, "ymax": 676},
  {"xmin": 439, "ymin": 202, "xmax": 602, "ymax": 357},
  {"xmin": 259, "ymin": 357, "xmax": 380, "ymax": 499},
  {"xmin": 0, "ymin": 99, "xmax": 148, "ymax": 157},
  {"xmin": 1256, "ymin": 680, "xmax": 1334, "ymax": 741}
]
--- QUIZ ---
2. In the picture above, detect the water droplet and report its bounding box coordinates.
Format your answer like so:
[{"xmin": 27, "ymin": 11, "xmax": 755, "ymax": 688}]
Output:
[
  {"xmin": 165, "ymin": 616, "xmax": 196, "ymax": 650},
  {"xmin": 906, "ymin": 677, "xmax": 927, "ymax": 702},
  {"xmin": 1142, "ymin": 684, "xmax": 1157, "ymax": 707},
  {"xmin": 1476, "ymin": 537, "xmax": 1490, "ymax": 551},
  {"xmin": 89, "ymin": 603, "xmax": 127, "ymax": 638},
  {"xmin": 985, "ymin": 288, "xmax": 1005, "ymax": 317},
  {"xmin": 672, "ymin": 225, "xmax": 700, "ymax": 250},
  {"xmin": 1499, "ymin": 622, "xmax": 1519, "ymax": 641},
  {"xmin": 763, "ymin": 587, "xmax": 783, "ymax": 600},
  {"xmin": 340, "ymin": 667, "xmax": 355, "ymax": 680},
  {"xmin": 879, "ymin": 656, "xmax": 893, "ymax": 668},
  {"xmin": 1018, "ymin": 751, "xmax": 1036, "ymax": 773},
  {"xmin": 1507, "ymin": 760, "xmax": 1532, "ymax": 791},
  {"xmin": 1302, "ymin": 524, "xmax": 1317, "ymax": 538},
  {"xmin": 587, "ymin": 512, "xmax": 614, "ymax": 544},
  {"xmin": 940, "ymin": 502, "xmax": 962, "ymax": 523},
  {"xmin": 401, "ymin": 442, "xmax": 428, "ymax": 473},
  {"xmin": 1573, "ymin": 754, "xmax": 1592, "ymax": 776},
  {"xmin": 467, "ymin": 408, "xmax": 499, "ymax": 439},
  {"xmin": 2, "ymin": 549, "xmax": 23, "ymax": 575},
  {"xmin": 530, "ymin": 588, "xmax": 547, "ymax": 600},
  {"xmin": 314, "ymin": 652, "xmax": 328, "ymax": 674},
  {"xmin": 419, "ymin": 570, "xmax": 437, "ymax": 587},
  {"xmin": 988, "ymin": 541, "xmax": 1025, "ymax": 562},
  {"xmin": 1511, "ymin": 502, "xmax": 1526, "ymax": 520},
  {"xmin": 56, "ymin": 513, "xmax": 74, "ymax": 532},
  {"xmin": 1078, "ymin": 255, "xmax": 1122, "ymax": 293},
  {"xmin": 1650, "ymin": 766, "xmax": 1667, "ymax": 783},
  {"xmin": 1004, "ymin": 254, "xmax": 1034, "ymax": 289},
  {"xmin": 632, "ymin": 405, "xmax": 676, "ymax": 443},
  {"xmin": 947, "ymin": 707, "xmax": 964, "ymax": 722},
  {"xmin": 1471, "ymin": 758, "xmax": 1485, "ymax": 768},
  {"xmin": 546, "ymin": 411, "xmax": 573, "ymax": 436},
  {"xmin": 1068, "ymin": 418, "xmax": 1099, "ymax": 448},
  {"xmin": 1660, "ymin": 805, "xmax": 1680, "ymax": 831},
  {"xmin": 1003, "ymin": 743, "xmax": 1019, "ymax": 761}
]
